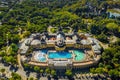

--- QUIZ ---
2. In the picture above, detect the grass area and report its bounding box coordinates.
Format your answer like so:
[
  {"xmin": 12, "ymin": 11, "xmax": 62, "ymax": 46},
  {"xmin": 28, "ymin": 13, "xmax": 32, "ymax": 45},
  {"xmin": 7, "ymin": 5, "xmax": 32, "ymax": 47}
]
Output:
[
  {"xmin": 107, "ymin": 9, "xmax": 120, "ymax": 14},
  {"xmin": 49, "ymin": 27, "xmax": 71, "ymax": 33}
]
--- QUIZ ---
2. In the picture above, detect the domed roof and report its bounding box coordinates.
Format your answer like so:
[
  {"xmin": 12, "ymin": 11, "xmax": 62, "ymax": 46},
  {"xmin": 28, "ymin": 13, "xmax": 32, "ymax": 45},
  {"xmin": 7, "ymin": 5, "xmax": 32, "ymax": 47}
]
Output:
[
  {"xmin": 57, "ymin": 34, "xmax": 64, "ymax": 40},
  {"xmin": 31, "ymin": 39, "xmax": 41, "ymax": 45},
  {"xmin": 87, "ymin": 37, "xmax": 93, "ymax": 44},
  {"xmin": 80, "ymin": 39, "xmax": 90, "ymax": 45}
]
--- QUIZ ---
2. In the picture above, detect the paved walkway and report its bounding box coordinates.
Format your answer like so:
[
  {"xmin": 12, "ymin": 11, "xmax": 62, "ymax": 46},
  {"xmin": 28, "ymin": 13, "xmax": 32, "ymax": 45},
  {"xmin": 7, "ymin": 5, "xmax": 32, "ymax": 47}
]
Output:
[
  {"xmin": 98, "ymin": 41, "xmax": 108, "ymax": 49},
  {"xmin": 16, "ymin": 68, "xmax": 27, "ymax": 80},
  {"xmin": 17, "ymin": 54, "xmax": 23, "ymax": 70}
]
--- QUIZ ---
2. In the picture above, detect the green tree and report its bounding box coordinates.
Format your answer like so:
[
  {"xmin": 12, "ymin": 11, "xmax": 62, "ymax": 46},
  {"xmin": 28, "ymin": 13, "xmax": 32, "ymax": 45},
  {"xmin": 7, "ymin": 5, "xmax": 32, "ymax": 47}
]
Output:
[
  {"xmin": 23, "ymin": 63, "xmax": 30, "ymax": 70},
  {"xmin": 0, "ymin": 68, "xmax": 5, "ymax": 73},
  {"xmin": 29, "ymin": 77, "xmax": 34, "ymax": 80},
  {"xmin": 65, "ymin": 69, "xmax": 72, "ymax": 76},
  {"xmin": 0, "ymin": 38, "xmax": 5, "ymax": 48},
  {"xmin": 34, "ymin": 66, "xmax": 40, "ymax": 72},
  {"xmin": 97, "ymin": 33, "xmax": 108, "ymax": 43},
  {"xmin": 11, "ymin": 34, "xmax": 20, "ymax": 44},
  {"xmin": 40, "ymin": 69, "xmax": 44, "ymax": 74},
  {"xmin": 106, "ymin": 22, "xmax": 119, "ymax": 34},
  {"xmin": 10, "ymin": 43, "xmax": 18, "ymax": 52},
  {"xmin": 10, "ymin": 72, "xmax": 21, "ymax": 80},
  {"xmin": 3, "ymin": 56, "xmax": 17, "ymax": 65},
  {"xmin": 95, "ymin": 68, "xmax": 105, "ymax": 74},
  {"xmin": 108, "ymin": 69, "xmax": 119, "ymax": 78},
  {"xmin": 0, "ymin": 51, "xmax": 5, "ymax": 57},
  {"xmin": 45, "ymin": 68, "xmax": 50, "ymax": 74},
  {"xmin": 51, "ymin": 69, "xmax": 56, "ymax": 76},
  {"xmin": 90, "ymin": 68, "xmax": 96, "ymax": 74},
  {"xmin": 23, "ymin": 31, "xmax": 30, "ymax": 38},
  {"xmin": 90, "ymin": 24, "xmax": 102, "ymax": 35},
  {"xmin": 99, "ymin": 63, "xmax": 104, "ymax": 67}
]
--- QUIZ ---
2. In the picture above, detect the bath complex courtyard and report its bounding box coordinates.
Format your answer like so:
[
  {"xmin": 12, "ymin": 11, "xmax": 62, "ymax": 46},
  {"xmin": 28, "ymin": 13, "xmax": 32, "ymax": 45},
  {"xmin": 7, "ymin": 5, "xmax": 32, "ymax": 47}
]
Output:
[{"xmin": 18, "ymin": 27, "xmax": 101, "ymax": 69}]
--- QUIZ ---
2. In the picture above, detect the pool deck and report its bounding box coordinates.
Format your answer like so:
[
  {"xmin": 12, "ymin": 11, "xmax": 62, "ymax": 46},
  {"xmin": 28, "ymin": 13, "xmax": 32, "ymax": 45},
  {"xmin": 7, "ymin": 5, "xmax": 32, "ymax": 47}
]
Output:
[
  {"xmin": 25, "ymin": 49, "xmax": 101, "ymax": 68},
  {"xmin": 73, "ymin": 55, "xmax": 101, "ymax": 68},
  {"xmin": 28, "ymin": 54, "xmax": 101, "ymax": 68},
  {"xmin": 29, "ymin": 61, "xmax": 48, "ymax": 67}
]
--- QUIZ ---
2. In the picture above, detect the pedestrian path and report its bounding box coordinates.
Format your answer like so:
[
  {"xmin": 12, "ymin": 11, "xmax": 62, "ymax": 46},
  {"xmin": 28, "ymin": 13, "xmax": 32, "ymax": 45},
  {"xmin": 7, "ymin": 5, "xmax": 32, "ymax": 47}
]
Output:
[{"xmin": 17, "ymin": 54, "xmax": 23, "ymax": 70}]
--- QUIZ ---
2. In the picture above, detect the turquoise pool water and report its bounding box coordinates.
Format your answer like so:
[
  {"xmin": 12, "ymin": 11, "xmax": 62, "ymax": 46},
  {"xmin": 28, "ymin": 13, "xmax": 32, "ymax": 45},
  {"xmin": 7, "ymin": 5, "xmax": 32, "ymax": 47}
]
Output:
[
  {"xmin": 35, "ymin": 50, "xmax": 47, "ymax": 62},
  {"xmin": 74, "ymin": 50, "xmax": 85, "ymax": 61},
  {"xmin": 38, "ymin": 57, "xmax": 46, "ymax": 62},
  {"xmin": 48, "ymin": 51, "xmax": 72, "ymax": 59}
]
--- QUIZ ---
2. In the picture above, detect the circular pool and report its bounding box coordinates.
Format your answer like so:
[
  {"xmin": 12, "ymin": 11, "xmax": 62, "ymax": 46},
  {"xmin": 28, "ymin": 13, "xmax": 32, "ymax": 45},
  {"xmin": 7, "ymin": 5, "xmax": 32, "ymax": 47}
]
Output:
[{"xmin": 34, "ymin": 51, "xmax": 46, "ymax": 62}]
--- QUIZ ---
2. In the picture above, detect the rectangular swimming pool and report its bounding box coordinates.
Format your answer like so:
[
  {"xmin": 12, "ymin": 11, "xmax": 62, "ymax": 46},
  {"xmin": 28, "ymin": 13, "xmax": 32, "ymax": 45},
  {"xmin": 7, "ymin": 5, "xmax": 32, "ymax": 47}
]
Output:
[{"xmin": 48, "ymin": 51, "xmax": 72, "ymax": 59}]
